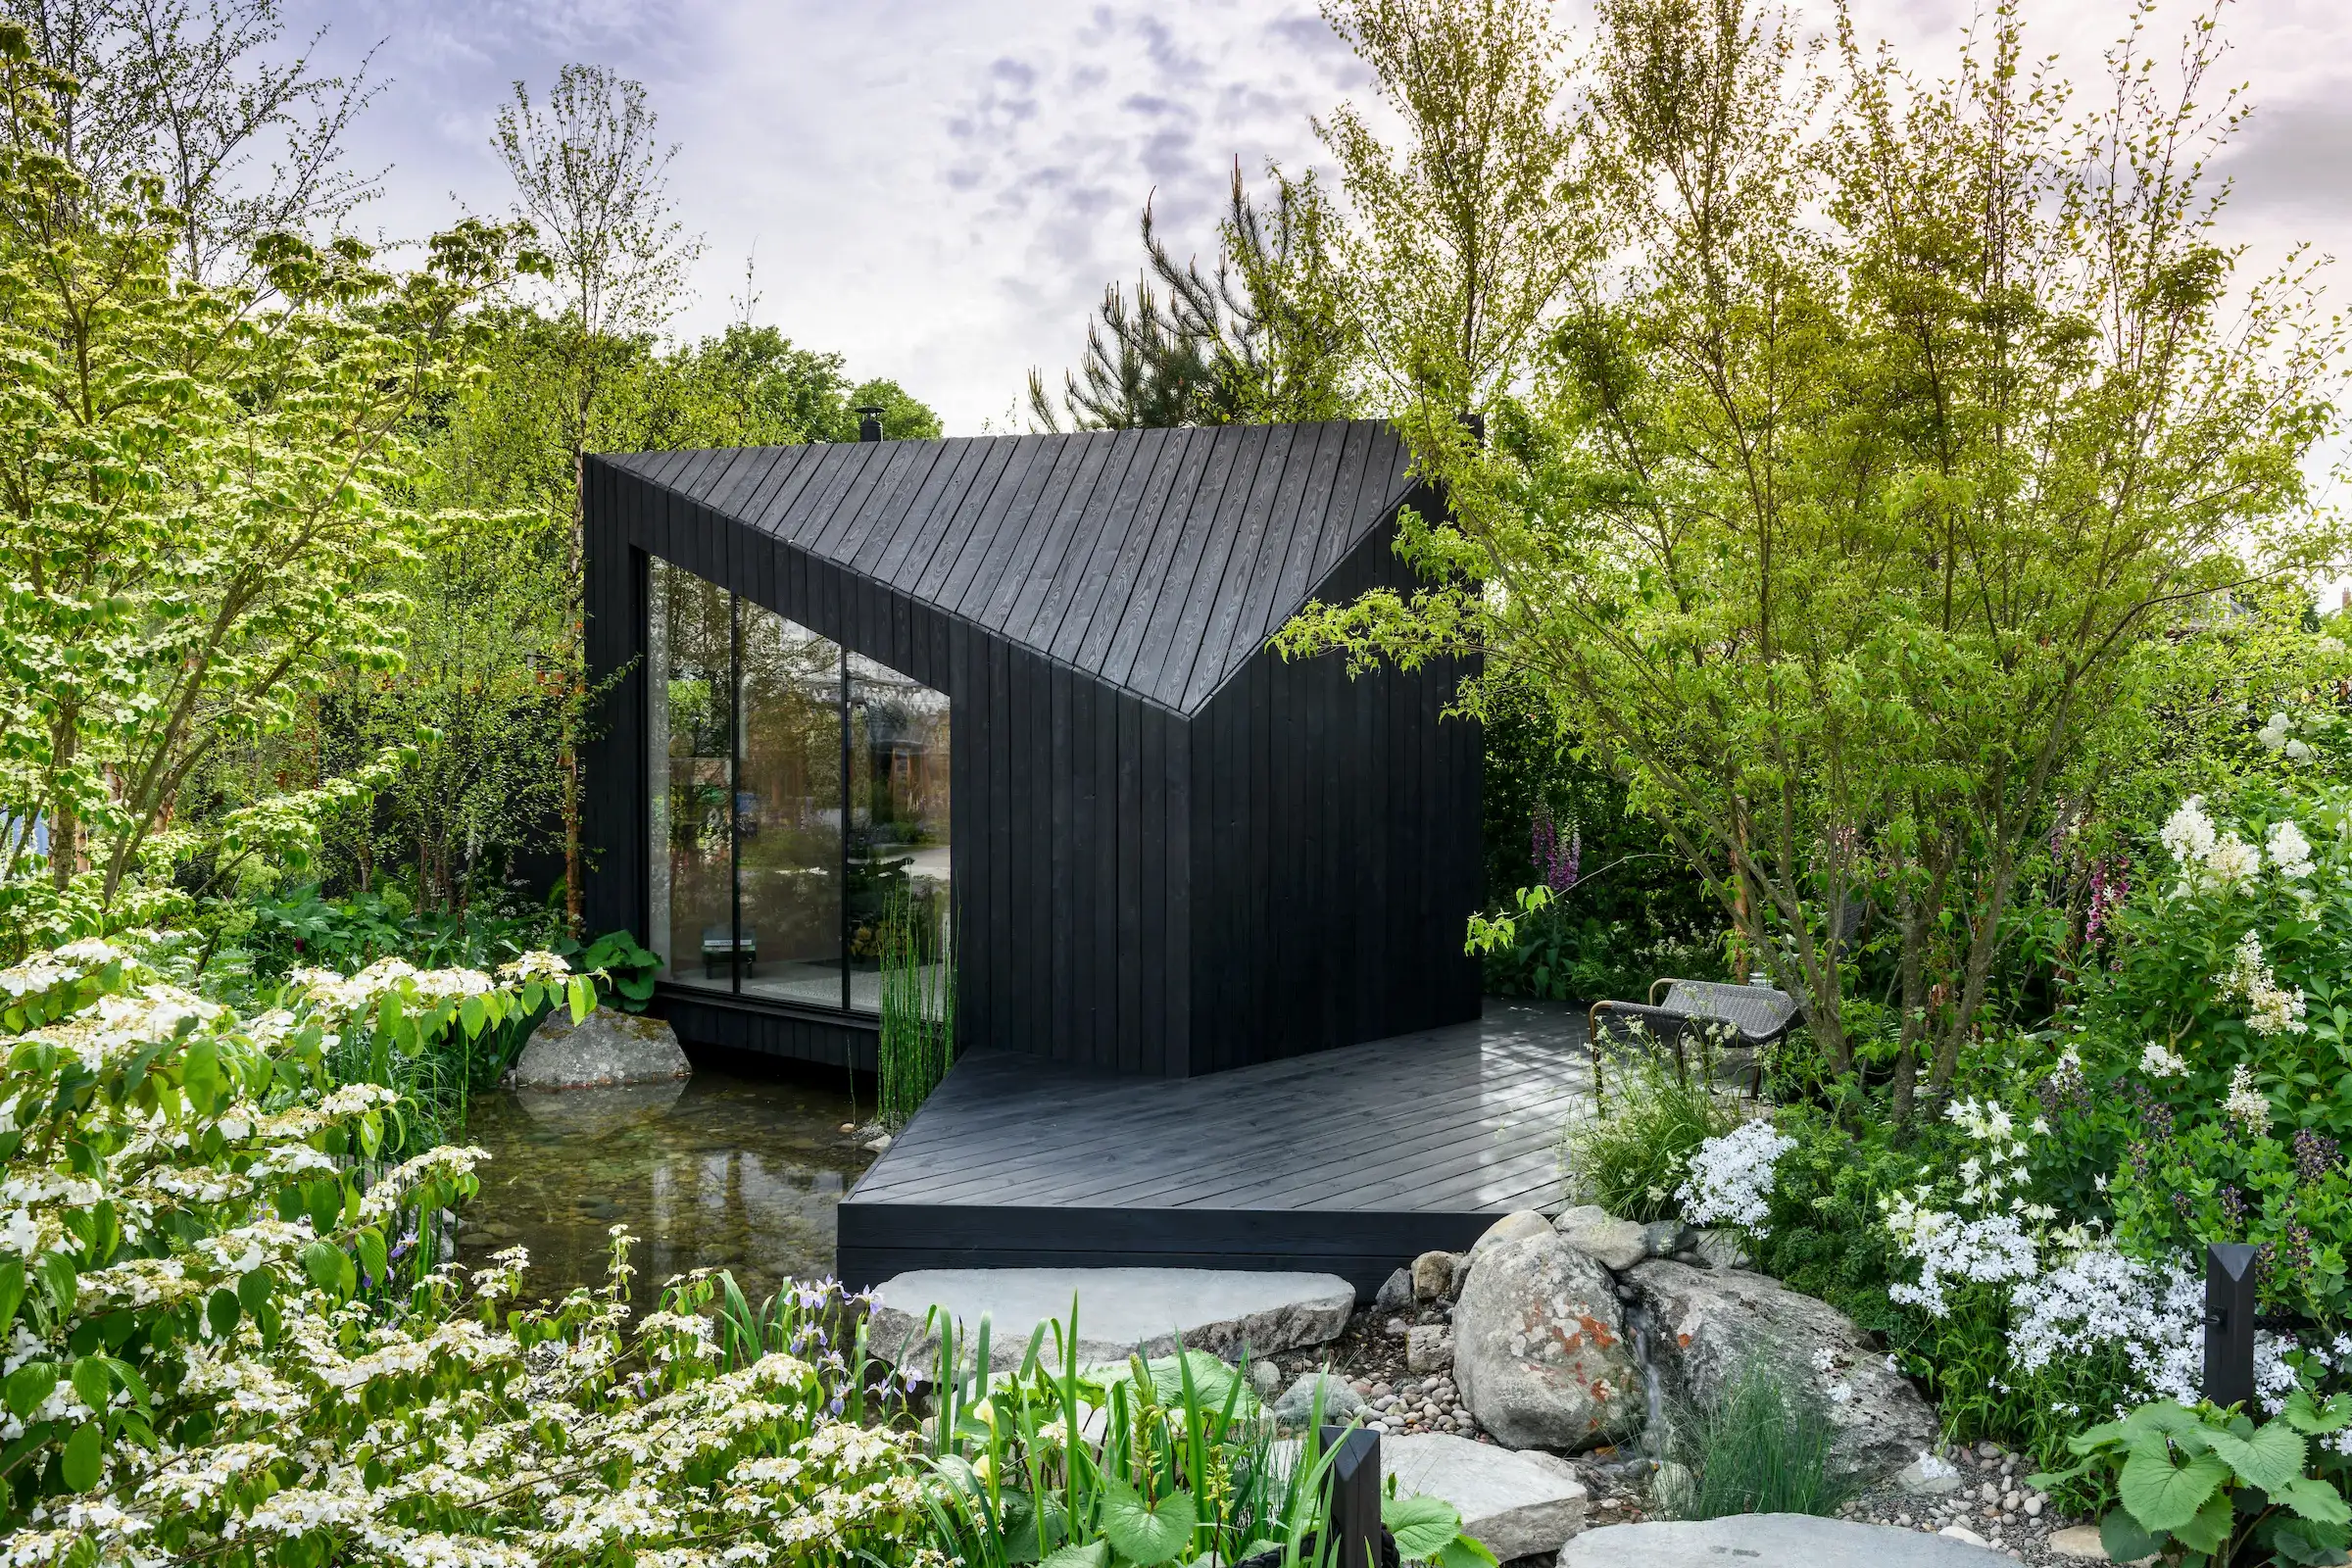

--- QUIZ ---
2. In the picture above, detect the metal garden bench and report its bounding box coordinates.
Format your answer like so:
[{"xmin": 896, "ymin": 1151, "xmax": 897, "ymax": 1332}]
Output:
[{"xmin": 1587, "ymin": 977, "xmax": 1800, "ymax": 1102}]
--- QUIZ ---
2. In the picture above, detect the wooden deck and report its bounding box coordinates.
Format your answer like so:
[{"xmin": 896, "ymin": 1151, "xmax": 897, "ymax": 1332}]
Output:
[{"xmin": 836, "ymin": 1001, "xmax": 1591, "ymax": 1297}]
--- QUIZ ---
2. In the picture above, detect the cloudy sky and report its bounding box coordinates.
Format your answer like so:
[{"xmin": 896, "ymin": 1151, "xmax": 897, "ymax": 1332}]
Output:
[{"xmin": 278, "ymin": 0, "xmax": 2352, "ymax": 439}]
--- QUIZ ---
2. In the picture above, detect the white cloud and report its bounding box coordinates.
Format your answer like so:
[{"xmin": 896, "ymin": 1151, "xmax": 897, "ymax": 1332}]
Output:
[{"xmin": 282, "ymin": 0, "xmax": 2352, "ymax": 446}]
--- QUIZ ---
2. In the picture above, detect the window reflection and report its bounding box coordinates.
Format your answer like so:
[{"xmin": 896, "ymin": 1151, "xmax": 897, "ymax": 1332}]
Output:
[
  {"xmin": 646, "ymin": 559, "xmax": 950, "ymax": 1014},
  {"xmin": 848, "ymin": 654, "xmax": 953, "ymax": 1012},
  {"xmin": 648, "ymin": 564, "xmax": 734, "ymax": 990},
  {"xmin": 737, "ymin": 604, "xmax": 844, "ymax": 1007}
]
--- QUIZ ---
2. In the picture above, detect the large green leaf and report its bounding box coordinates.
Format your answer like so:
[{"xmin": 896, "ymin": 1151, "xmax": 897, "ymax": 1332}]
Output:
[
  {"xmin": 1099, "ymin": 1479, "xmax": 1198, "ymax": 1568},
  {"xmin": 5, "ymin": 1360, "xmax": 57, "ymax": 1421},
  {"xmin": 2207, "ymin": 1422, "xmax": 2307, "ymax": 1494},
  {"xmin": 2120, "ymin": 1400, "xmax": 2210, "ymax": 1442},
  {"xmin": 61, "ymin": 1419, "xmax": 100, "ymax": 1492},
  {"xmin": 2265, "ymin": 1513, "xmax": 2352, "ymax": 1566},
  {"xmin": 2100, "ymin": 1507, "xmax": 2161, "ymax": 1564},
  {"xmin": 1038, "ymin": 1544, "xmax": 1108, "ymax": 1568},
  {"xmin": 2279, "ymin": 1477, "xmax": 2352, "ymax": 1526},
  {"xmin": 2118, "ymin": 1443, "xmax": 2231, "ymax": 1534},
  {"xmin": 2171, "ymin": 1490, "xmax": 2234, "ymax": 1555},
  {"xmin": 1384, "ymin": 1494, "xmax": 1468, "ymax": 1562},
  {"xmin": 2288, "ymin": 1390, "xmax": 2352, "ymax": 1437},
  {"xmin": 1437, "ymin": 1538, "xmax": 1500, "ymax": 1568}
]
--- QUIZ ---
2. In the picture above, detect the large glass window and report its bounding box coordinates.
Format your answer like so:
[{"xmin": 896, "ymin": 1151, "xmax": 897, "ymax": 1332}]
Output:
[
  {"xmin": 848, "ymin": 654, "xmax": 953, "ymax": 1010},
  {"xmin": 647, "ymin": 559, "xmax": 951, "ymax": 1014}
]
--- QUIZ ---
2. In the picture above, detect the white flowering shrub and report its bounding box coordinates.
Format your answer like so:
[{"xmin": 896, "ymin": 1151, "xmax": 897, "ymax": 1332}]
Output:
[
  {"xmin": 1676, "ymin": 1117, "xmax": 1794, "ymax": 1231},
  {"xmin": 2006, "ymin": 1246, "xmax": 2203, "ymax": 1408},
  {"xmin": 2048, "ymin": 786, "xmax": 2352, "ymax": 1323},
  {"xmin": 0, "ymin": 938, "xmax": 938, "ymax": 1567}
]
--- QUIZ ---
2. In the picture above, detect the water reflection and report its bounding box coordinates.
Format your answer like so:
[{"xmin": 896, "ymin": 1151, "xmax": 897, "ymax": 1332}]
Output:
[{"xmin": 454, "ymin": 1064, "xmax": 876, "ymax": 1305}]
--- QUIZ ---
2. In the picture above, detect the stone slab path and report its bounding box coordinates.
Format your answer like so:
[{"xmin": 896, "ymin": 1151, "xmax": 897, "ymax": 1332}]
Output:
[
  {"xmin": 1385, "ymin": 1433, "xmax": 1587, "ymax": 1561},
  {"xmin": 1560, "ymin": 1515, "xmax": 2014, "ymax": 1567},
  {"xmin": 866, "ymin": 1267, "xmax": 1352, "ymax": 1373}
]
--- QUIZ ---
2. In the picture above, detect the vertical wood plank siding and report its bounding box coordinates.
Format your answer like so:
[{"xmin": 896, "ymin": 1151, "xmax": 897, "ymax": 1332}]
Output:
[{"xmin": 580, "ymin": 425, "xmax": 1479, "ymax": 1077}]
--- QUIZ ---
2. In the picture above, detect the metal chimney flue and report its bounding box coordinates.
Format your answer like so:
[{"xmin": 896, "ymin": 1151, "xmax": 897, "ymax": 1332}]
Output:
[{"xmin": 856, "ymin": 405, "xmax": 885, "ymax": 443}]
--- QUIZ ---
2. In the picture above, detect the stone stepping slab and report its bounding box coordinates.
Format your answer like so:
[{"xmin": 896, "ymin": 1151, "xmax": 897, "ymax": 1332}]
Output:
[
  {"xmin": 1385, "ymin": 1433, "xmax": 1588, "ymax": 1562},
  {"xmin": 1560, "ymin": 1515, "xmax": 2013, "ymax": 1567},
  {"xmin": 867, "ymin": 1267, "xmax": 1352, "ymax": 1373}
]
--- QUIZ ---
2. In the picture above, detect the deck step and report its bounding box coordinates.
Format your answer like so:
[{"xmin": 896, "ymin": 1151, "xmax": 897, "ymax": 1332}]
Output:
[{"xmin": 865, "ymin": 1266, "xmax": 1353, "ymax": 1372}]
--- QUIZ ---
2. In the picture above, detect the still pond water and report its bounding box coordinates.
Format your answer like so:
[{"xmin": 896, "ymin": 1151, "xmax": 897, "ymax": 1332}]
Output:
[{"xmin": 452, "ymin": 1064, "xmax": 877, "ymax": 1305}]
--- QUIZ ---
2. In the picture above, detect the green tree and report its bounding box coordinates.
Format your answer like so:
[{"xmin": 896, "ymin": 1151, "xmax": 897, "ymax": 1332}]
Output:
[
  {"xmin": 0, "ymin": 24, "xmax": 531, "ymax": 953},
  {"xmin": 494, "ymin": 62, "xmax": 702, "ymax": 932},
  {"xmin": 1280, "ymin": 0, "xmax": 2342, "ymax": 1115},
  {"xmin": 3, "ymin": 0, "xmax": 380, "ymax": 284},
  {"xmin": 1314, "ymin": 0, "xmax": 1584, "ymax": 414}
]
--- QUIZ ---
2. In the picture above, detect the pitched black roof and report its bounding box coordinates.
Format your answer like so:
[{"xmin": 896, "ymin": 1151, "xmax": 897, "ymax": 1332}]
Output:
[{"xmin": 608, "ymin": 419, "xmax": 1417, "ymax": 715}]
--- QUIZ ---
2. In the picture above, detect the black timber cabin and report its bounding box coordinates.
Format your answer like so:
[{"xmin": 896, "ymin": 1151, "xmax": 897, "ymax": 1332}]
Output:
[{"xmin": 580, "ymin": 419, "xmax": 1482, "ymax": 1078}]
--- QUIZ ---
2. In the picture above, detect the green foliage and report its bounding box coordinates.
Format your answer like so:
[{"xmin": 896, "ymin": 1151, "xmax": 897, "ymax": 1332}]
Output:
[
  {"xmin": 1658, "ymin": 1357, "xmax": 1856, "ymax": 1521},
  {"xmin": 1277, "ymin": 0, "xmax": 2345, "ymax": 1118},
  {"xmin": 0, "ymin": 936, "xmax": 592, "ymax": 1541},
  {"xmin": 2051, "ymin": 787, "xmax": 2352, "ymax": 1318},
  {"xmin": 914, "ymin": 1305, "xmax": 1491, "ymax": 1568},
  {"xmin": 1476, "ymin": 689, "xmax": 1728, "ymax": 1003},
  {"xmin": 1561, "ymin": 1038, "xmax": 1744, "ymax": 1222},
  {"xmin": 0, "ymin": 24, "xmax": 536, "ymax": 948},
  {"xmin": 2036, "ymin": 1387, "xmax": 2352, "ymax": 1568},
  {"xmin": 578, "ymin": 928, "xmax": 661, "ymax": 1012},
  {"xmin": 233, "ymin": 881, "xmax": 565, "ymax": 982}
]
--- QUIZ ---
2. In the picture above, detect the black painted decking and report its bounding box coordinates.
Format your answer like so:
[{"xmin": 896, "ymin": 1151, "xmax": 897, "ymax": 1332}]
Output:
[{"xmin": 836, "ymin": 1001, "xmax": 1591, "ymax": 1297}]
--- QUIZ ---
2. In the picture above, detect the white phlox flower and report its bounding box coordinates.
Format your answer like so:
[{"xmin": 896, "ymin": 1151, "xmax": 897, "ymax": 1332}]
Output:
[{"xmin": 1676, "ymin": 1118, "xmax": 1795, "ymax": 1231}]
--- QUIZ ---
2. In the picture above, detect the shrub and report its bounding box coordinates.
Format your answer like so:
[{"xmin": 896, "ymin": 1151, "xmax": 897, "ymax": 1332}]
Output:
[
  {"xmin": 1561, "ymin": 1037, "xmax": 1744, "ymax": 1222},
  {"xmin": 1657, "ymin": 1357, "xmax": 1853, "ymax": 1520},
  {"xmin": 2033, "ymin": 1384, "xmax": 2352, "ymax": 1567},
  {"xmin": 0, "ymin": 936, "xmax": 950, "ymax": 1565}
]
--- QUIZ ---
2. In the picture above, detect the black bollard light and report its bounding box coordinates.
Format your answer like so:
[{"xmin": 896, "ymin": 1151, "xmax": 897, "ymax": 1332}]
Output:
[
  {"xmin": 1321, "ymin": 1425, "xmax": 1382, "ymax": 1568},
  {"xmin": 2204, "ymin": 1242, "xmax": 2259, "ymax": 1410}
]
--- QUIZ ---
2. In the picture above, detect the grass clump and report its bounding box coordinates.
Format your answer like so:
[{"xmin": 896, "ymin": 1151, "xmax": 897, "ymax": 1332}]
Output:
[
  {"xmin": 1561, "ymin": 1031, "xmax": 1743, "ymax": 1222},
  {"xmin": 1657, "ymin": 1357, "xmax": 1855, "ymax": 1521}
]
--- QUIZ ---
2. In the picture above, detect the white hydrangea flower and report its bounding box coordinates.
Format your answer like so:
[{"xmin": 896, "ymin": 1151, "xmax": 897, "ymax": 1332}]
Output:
[{"xmin": 2259, "ymin": 711, "xmax": 2293, "ymax": 753}]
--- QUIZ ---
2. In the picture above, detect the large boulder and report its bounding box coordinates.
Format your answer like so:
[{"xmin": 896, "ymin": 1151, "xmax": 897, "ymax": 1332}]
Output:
[
  {"xmin": 1465, "ymin": 1209, "xmax": 1552, "ymax": 1273},
  {"xmin": 1622, "ymin": 1259, "xmax": 1938, "ymax": 1481},
  {"xmin": 513, "ymin": 1008, "xmax": 690, "ymax": 1090},
  {"xmin": 1553, "ymin": 1205, "xmax": 1646, "ymax": 1272},
  {"xmin": 1451, "ymin": 1232, "xmax": 1644, "ymax": 1450}
]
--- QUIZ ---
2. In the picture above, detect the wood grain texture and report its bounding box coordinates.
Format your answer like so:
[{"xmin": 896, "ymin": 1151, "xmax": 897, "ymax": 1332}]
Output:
[
  {"xmin": 579, "ymin": 425, "xmax": 1480, "ymax": 1077},
  {"xmin": 837, "ymin": 1001, "xmax": 1591, "ymax": 1295}
]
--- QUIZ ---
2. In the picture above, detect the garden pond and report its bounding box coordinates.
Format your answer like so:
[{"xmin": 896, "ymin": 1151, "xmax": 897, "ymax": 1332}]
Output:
[{"xmin": 451, "ymin": 1062, "xmax": 877, "ymax": 1303}]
